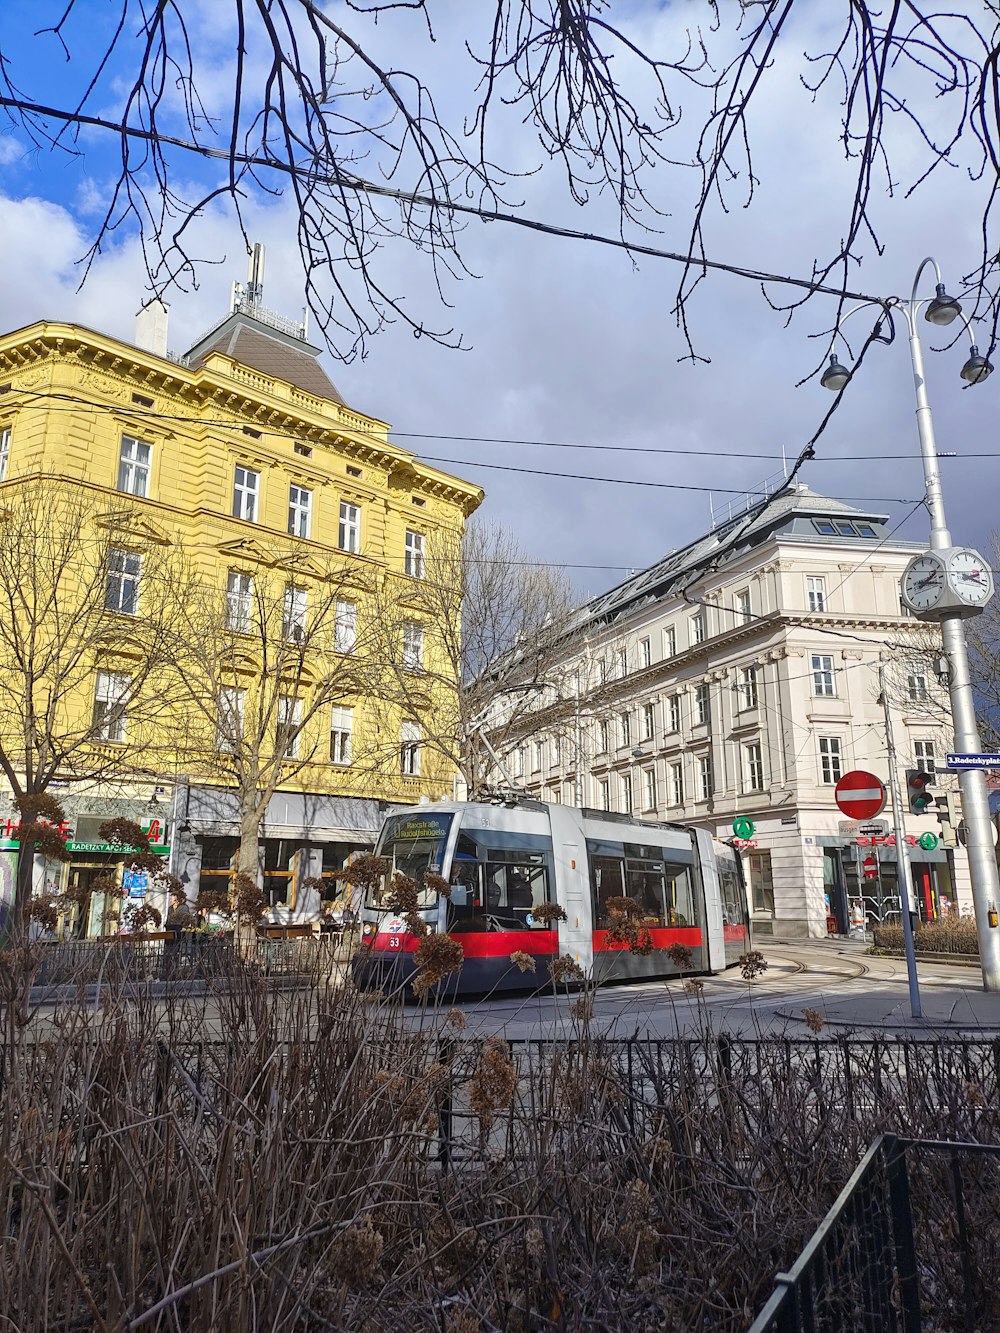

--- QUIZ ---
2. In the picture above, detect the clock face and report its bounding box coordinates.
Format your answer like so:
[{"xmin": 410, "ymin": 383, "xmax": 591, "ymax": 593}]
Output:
[
  {"xmin": 947, "ymin": 548, "xmax": 994, "ymax": 606},
  {"xmin": 902, "ymin": 553, "xmax": 946, "ymax": 612}
]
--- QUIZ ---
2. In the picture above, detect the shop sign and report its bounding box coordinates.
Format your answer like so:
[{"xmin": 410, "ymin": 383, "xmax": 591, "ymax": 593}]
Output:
[
  {"xmin": 731, "ymin": 837, "xmax": 759, "ymax": 849},
  {"xmin": 66, "ymin": 840, "xmax": 170, "ymax": 855},
  {"xmin": 0, "ymin": 816, "xmax": 168, "ymax": 854},
  {"xmin": 855, "ymin": 833, "xmax": 931, "ymax": 849}
]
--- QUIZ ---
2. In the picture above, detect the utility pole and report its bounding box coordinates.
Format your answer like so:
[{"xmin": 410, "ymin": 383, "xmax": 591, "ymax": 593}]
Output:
[{"xmin": 879, "ymin": 661, "xmax": 922, "ymax": 1019}]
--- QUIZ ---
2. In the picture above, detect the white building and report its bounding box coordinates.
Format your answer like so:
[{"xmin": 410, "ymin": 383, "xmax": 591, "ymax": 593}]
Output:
[{"xmin": 494, "ymin": 485, "xmax": 969, "ymax": 938}]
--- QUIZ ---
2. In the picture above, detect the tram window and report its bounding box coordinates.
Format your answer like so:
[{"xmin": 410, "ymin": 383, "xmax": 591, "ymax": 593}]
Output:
[
  {"xmin": 718, "ymin": 860, "xmax": 745, "ymax": 926},
  {"xmin": 625, "ymin": 858, "xmax": 667, "ymax": 926},
  {"xmin": 448, "ymin": 842, "xmax": 552, "ymax": 932},
  {"xmin": 664, "ymin": 861, "xmax": 694, "ymax": 926},
  {"xmin": 591, "ymin": 856, "xmax": 626, "ymax": 926}
]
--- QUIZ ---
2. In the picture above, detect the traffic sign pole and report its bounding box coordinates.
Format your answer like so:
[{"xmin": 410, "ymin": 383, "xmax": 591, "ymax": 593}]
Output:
[{"xmin": 879, "ymin": 661, "xmax": 922, "ymax": 1019}]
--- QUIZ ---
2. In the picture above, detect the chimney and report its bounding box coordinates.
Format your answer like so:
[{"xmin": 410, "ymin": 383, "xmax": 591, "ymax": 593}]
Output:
[{"xmin": 134, "ymin": 299, "xmax": 169, "ymax": 357}]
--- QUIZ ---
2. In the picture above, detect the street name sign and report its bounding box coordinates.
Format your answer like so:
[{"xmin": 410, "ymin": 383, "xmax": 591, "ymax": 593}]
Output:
[
  {"xmin": 835, "ymin": 770, "xmax": 887, "ymax": 820},
  {"xmin": 946, "ymin": 753, "xmax": 1000, "ymax": 770}
]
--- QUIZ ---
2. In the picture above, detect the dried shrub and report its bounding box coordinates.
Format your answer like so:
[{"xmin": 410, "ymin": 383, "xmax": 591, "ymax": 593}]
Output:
[
  {"xmin": 424, "ymin": 872, "xmax": 451, "ymax": 900},
  {"xmin": 196, "ymin": 889, "xmax": 232, "ymax": 919},
  {"xmin": 549, "ymin": 953, "xmax": 585, "ymax": 985},
  {"xmin": 509, "ymin": 950, "xmax": 536, "ymax": 974},
  {"xmin": 530, "ymin": 902, "xmax": 567, "ymax": 925},
  {"xmin": 666, "ymin": 942, "xmax": 694, "ymax": 969},
  {"xmin": 873, "ymin": 919, "xmax": 980, "ymax": 955},
  {"xmin": 232, "ymin": 873, "xmax": 267, "ymax": 921},
  {"xmin": 121, "ymin": 902, "xmax": 163, "ymax": 933},
  {"xmin": 739, "ymin": 950, "xmax": 769, "ymax": 982},
  {"xmin": 335, "ymin": 853, "xmax": 389, "ymax": 900},
  {"xmin": 803, "ymin": 1008, "xmax": 825, "ymax": 1033},
  {"xmin": 412, "ymin": 933, "xmax": 464, "ymax": 995},
  {"xmin": 328, "ymin": 1218, "xmax": 384, "ymax": 1287},
  {"xmin": 27, "ymin": 893, "xmax": 60, "ymax": 933},
  {"xmin": 469, "ymin": 1037, "xmax": 517, "ymax": 1130}
]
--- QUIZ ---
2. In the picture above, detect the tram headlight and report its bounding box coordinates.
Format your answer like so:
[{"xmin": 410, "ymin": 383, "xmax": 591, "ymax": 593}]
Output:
[{"xmin": 362, "ymin": 922, "xmax": 374, "ymax": 937}]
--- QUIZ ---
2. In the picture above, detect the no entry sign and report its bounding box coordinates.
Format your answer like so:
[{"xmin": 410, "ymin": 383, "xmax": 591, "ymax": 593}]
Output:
[
  {"xmin": 835, "ymin": 770, "xmax": 887, "ymax": 821},
  {"xmin": 863, "ymin": 855, "xmax": 878, "ymax": 880}
]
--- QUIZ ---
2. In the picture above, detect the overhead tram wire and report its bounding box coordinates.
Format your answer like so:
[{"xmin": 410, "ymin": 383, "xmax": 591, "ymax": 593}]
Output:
[
  {"xmin": 5, "ymin": 390, "xmax": 970, "ymax": 462},
  {"xmin": 0, "ymin": 95, "xmax": 890, "ymax": 311},
  {"xmin": 1, "ymin": 389, "xmax": 922, "ymax": 503}
]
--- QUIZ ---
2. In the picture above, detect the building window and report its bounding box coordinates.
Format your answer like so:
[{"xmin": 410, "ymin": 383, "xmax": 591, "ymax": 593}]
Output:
[
  {"xmin": 92, "ymin": 671, "xmax": 129, "ymax": 743},
  {"xmin": 226, "ymin": 571, "xmax": 254, "ymax": 633},
  {"xmin": 642, "ymin": 702, "xmax": 655, "ymax": 741},
  {"xmin": 0, "ymin": 427, "xmax": 10, "ymax": 482},
  {"xmin": 914, "ymin": 739, "xmax": 936, "ymax": 774},
  {"xmin": 744, "ymin": 742, "xmax": 764, "ymax": 792},
  {"xmin": 642, "ymin": 767, "xmax": 657, "ymax": 811},
  {"xmin": 663, "ymin": 626, "xmax": 676, "ymax": 658},
  {"xmin": 106, "ymin": 548, "xmax": 141, "ymax": 616},
  {"xmin": 691, "ymin": 612, "xmax": 706, "ymax": 646},
  {"xmin": 404, "ymin": 529, "xmax": 426, "ymax": 578},
  {"xmin": 619, "ymin": 712, "xmax": 632, "ymax": 748},
  {"xmin": 667, "ymin": 695, "xmax": 681, "ymax": 733},
  {"xmin": 819, "ymin": 736, "xmax": 843, "ymax": 784},
  {"xmin": 334, "ymin": 600, "xmax": 357, "ymax": 654},
  {"xmin": 217, "ymin": 685, "xmax": 245, "ymax": 752},
  {"xmin": 907, "ymin": 672, "xmax": 929, "ymax": 702},
  {"xmin": 338, "ymin": 501, "xmax": 361, "ymax": 553},
  {"xmin": 288, "ymin": 484, "xmax": 312, "ymax": 538},
  {"xmin": 738, "ymin": 666, "xmax": 758, "ymax": 710},
  {"xmin": 598, "ymin": 779, "xmax": 611, "ymax": 812},
  {"xmin": 598, "ymin": 719, "xmax": 610, "ymax": 753},
  {"xmin": 735, "ymin": 588, "xmax": 751, "ymax": 625},
  {"xmin": 400, "ymin": 721, "xmax": 421, "ymax": 776},
  {"xmin": 670, "ymin": 762, "xmax": 684, "ymax": 807},
  {"xmin": 620, "ymin": 773, "xmax": 633, "ymax": 813},
  {"xmin": 551, "ymin": 735, "xmax": 561, "ymax": 766},
  {"xmin": 277, "ymin": 695, "xmax": 302, "ymax": 759},
  {"xmin": 282, "ymin": 585, "xmax": 307, "ymax": 643},
  {"xmin": 695, "ymin": 682, "xmax": 710, "ymax": 726},
  {"xmin": 330, "ymin": 706, "xmax": 353, "ymax": 765},
  {"xmin": 812, "ymin": 654, "xmax": 836, "ymax": 697},
  {"xmin": 118, "ymin": 436, "xmax": 151, "ymax": 497},
  {"xmin": 232, "ymin": 465, "xmax": 259, "ymax": 522},
  {"xmin": 402, "ymin": 622, "xmax": 424, "ymax": 670},
  {"xmin": 807, "ymin": 576, "xmax": 826, "ymax": 612},
  {"xmin": 639, "ymin": 637, "xmax": 651, "ymax": 669},
  {"xmin": 512, "ymin": 746, "xmax": 525, "ymax": 779},
  {"xmin": 532, "ymin": 740, "xmax": 543, "ymax": 772},
  {"xmin": 617, "ymin": 647, "xmax": 628, "ymax": 678},
  {"xmin": 699, "ymin": 754, "xmax": 713, "ymax": 800}
]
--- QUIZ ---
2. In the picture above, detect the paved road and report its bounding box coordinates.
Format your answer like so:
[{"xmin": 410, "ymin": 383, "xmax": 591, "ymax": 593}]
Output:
[
  {"xmin": 21, "ymin": 939, "xmax": 998, "ymax": 1040},
  {"xmin": 442, "ymin": 939, "xmax": 1000, "ymax": 1040}
]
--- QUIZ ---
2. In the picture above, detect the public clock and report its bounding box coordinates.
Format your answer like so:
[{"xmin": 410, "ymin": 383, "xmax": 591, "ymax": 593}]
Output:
[
  {"xmin": 901, "ymin": 552, "xmax": 946, "ymax": 613},
  {"xmin": 946, "ymin": 547, "xmax": 994, "ymax": 607},
  {"xmin": 900, "ymin": 547, "xmax": 994, "ymax": 620}
]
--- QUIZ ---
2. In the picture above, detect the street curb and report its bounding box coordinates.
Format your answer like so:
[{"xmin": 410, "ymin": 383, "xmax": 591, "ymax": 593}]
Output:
[
  {"xmin": 774, "ymin": 1006, "xmax": 1000, "ymax": 1033},
  {"xmin": 866, "ymin": 949, "xmax": 981, "ymax": 968}
]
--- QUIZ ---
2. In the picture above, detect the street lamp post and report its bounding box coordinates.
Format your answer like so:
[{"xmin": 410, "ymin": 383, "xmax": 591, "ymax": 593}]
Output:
[{"xmin": 825, "ymin": 257, "xmax": 1000, "ymax": 991}]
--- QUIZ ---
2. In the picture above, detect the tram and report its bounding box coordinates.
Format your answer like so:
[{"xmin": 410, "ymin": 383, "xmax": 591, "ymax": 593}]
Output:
[{"xmin": 352, "ymin": 798, "xmax": 750, "ymax": 995}]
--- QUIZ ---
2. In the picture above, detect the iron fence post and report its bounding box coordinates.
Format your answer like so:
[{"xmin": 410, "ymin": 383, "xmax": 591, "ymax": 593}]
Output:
[{"xmin": 883, "ymin": 1135, "xmax": 921, "ymax": 1333}]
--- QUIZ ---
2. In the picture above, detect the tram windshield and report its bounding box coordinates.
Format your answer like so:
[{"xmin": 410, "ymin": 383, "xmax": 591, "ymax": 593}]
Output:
[{"xmin": 372, "ymin": 810, "xmax": 454, "ymax": 910}]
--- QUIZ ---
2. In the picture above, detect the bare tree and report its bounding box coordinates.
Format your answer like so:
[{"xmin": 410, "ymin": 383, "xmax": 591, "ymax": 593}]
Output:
[
  {"xmin": 0, "ymin": 481, "xmax": 191, "ymax": 934},
  {"xmin": 373, "ymin": 521, "xmax": 577, "ymax": 798},
  {"xmin": 5, "ymin": 5, "xmax": 998, "ymax": 359},
  {"xmin": 169, "ymin": 552, "xmax": 382, "ymax": 891}
]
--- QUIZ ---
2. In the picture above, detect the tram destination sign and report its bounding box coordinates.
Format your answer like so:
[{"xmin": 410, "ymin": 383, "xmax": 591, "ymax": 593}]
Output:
[{"xmin": 946, "ymin": 753, "xmax": 1000, "ymax": 770}]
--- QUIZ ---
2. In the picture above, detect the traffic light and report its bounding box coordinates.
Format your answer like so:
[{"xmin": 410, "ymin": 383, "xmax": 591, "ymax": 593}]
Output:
[
  {"xmin": 905, "ymin": 769, "xmax": 936, "ymax": 815},
  {"xmin": 936, "ymin": 791, "xmax": 958, "ymax": 847}
]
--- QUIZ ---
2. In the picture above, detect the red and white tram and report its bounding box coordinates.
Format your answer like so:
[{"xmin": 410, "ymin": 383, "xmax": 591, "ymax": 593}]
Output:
[{"xmin": 353, "ymin": 799, "xmax": 750, "ymax": 995}]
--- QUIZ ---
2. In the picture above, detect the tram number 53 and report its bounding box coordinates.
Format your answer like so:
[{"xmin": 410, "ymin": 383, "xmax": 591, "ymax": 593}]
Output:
[{"xmin": 387, "ymin": 935, "xmax": 402, "ymax": 950}]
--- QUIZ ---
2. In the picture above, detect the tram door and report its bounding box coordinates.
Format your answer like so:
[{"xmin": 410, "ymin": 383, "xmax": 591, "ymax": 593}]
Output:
[{"xmin": 548, "ymin": 805, "xmax": 592, "ymax": 975}]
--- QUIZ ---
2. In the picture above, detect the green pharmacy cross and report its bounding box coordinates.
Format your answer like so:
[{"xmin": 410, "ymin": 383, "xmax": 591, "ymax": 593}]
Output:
[{"xmin": 732, "ymin": 816, "xmax": 756, "ymax": 840}]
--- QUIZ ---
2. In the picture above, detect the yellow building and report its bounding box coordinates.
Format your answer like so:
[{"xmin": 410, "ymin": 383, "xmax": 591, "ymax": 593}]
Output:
[{"xmin": 0, "ymin": 283, "xmax": 482, "ymax": 930}]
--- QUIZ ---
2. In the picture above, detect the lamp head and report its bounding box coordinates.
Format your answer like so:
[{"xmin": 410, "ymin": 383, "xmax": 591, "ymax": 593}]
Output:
[
  {"xmin": 820, "ymin": 353, "xmax": 852, "ymax": 392},
  {"xmin": 925, "ymin": 282, "xmax": 963, "ymax": 327},
  {"xmin": 960, "ymin": 346, "xmax": 994, "ymax": 385}
]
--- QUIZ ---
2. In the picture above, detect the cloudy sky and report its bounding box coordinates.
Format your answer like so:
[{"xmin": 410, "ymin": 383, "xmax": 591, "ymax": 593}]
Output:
[{"xmin": 1, "ymin": 1, "xmax": 997, "ymax": 598}]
